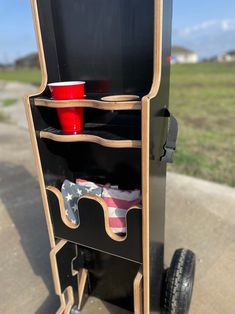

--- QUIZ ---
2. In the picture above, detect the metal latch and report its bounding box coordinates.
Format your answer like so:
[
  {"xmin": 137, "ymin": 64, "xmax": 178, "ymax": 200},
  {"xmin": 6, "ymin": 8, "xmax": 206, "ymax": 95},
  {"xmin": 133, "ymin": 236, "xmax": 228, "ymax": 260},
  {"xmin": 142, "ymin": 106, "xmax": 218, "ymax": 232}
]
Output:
[
  {"xmin": 160, "ymin": 112, "xmax": 178, "ymax": 163},
  {"xmin": 161, "ymin": 146, "xmax": 175, "ymax": 163}
]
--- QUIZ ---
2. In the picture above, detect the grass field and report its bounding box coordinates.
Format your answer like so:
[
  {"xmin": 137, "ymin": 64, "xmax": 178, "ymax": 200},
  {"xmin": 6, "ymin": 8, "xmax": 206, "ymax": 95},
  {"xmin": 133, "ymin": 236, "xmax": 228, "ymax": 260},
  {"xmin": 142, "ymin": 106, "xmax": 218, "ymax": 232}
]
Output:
[
  {"xmin": 0, "ymin": 69, "xmax": 41, "ymax": 85},
  {"xmin": 169, "ymin": 62, "xmax": 235, "ymax": 186},
  {"xmin": 0, "ymin": 63, "xmax": 234, "ymax": 186}
]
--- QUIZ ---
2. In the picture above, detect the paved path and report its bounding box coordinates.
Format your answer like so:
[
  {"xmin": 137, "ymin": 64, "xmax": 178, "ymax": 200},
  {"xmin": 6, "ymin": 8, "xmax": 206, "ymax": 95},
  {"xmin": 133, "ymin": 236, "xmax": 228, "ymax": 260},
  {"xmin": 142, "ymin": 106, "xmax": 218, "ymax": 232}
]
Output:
[
  {"xmin": 0, "ymin": 81, "xmax": 36, "ymax": 129},
  {"xmin": 0, "ymin": 82, "xmax": 234, "ymax": 313},
  {"xmin": 166, "ymin": 173, "xmax": 235, "ymax": 314}
]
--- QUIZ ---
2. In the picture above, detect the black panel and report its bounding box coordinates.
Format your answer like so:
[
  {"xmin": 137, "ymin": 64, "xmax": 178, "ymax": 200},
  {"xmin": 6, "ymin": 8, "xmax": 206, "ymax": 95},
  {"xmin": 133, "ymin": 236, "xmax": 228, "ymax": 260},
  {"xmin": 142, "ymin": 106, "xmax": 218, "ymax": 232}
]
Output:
[
  {"xmin": 36, "ymin": 0, "xmax": 61, "ymax": 82},
  {"xmin": 72, "ymin": 246, "xmax": 139, "ymax": 312},
  {"xmin": 87, "ymin": 249, "xmax": 139, "ymax": 311},
  {"xmin": 49, "ymin": 192, "xmax": 142, "ymax": 263},
  {"xmin": 36, "ymin": 139, "xmax": 141, "ymax": 189},
  {"xmin": 32, "ymin": 104, "xmax": 141, "ymax": 142},
  {"xmin": 37, "ymin": 0, "xmax": 154, "ymax": 96},
  {"xmin": 56, "ymin": 243, "xmax": 139, "ymax": 312},
  {"xmin": 56, "ymin": 242, "xmax": 79, "ymax": 293}
]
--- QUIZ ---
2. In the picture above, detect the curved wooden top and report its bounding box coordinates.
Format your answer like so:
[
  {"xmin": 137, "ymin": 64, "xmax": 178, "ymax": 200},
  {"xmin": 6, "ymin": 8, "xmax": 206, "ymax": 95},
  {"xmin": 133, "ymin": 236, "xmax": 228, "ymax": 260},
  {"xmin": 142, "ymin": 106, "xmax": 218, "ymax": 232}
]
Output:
[
  {"xmin": 40, "ymin": 130, "xmax": 141, "ymax": 149},
  {"xmin": 34, "ymin": 97, "xmax": 141, "ymax": 110}
]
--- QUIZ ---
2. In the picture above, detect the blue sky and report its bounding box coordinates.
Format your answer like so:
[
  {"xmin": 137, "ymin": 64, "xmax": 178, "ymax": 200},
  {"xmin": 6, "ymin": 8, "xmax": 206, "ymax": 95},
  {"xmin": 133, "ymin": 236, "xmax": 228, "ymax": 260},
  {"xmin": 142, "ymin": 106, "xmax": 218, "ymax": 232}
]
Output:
[
  {"xmin": 0, "ymin": 1, "xmax": 35, "ymax": 63},
  {"xmin": 0, "ymin": 0, "xmax": 235, "ymax": 63},
  {"xmin": 173, "ymin": 0, "xmax": 235, "ymax": 29}
]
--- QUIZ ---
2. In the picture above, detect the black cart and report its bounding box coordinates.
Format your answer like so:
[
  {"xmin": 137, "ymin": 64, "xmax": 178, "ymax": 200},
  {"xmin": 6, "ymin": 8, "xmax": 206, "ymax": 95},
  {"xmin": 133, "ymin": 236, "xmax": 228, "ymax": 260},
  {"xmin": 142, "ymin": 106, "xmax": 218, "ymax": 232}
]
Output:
[{"xmin": 25, "ymin": 0, "xmax": 195, "ymax": 313}]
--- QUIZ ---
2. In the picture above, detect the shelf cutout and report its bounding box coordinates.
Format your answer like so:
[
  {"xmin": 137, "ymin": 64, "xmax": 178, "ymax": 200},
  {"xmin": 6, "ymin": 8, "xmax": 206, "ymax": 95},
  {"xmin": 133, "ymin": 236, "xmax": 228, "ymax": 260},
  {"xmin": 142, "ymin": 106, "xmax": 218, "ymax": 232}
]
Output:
[
  {"xmin": 34, "ymin": 97, "xmax": 141, "ymax": 111},
  {"xmin": 40, "ymin": 126, "xmax": 141, "ymax": 149},
  {"xmin": 47, "ymin": 185, "xmax": 141, "ymax": 243},
  {"xmin": 47, "ymin": 186, "xmax": 142, "ymax": 263}
]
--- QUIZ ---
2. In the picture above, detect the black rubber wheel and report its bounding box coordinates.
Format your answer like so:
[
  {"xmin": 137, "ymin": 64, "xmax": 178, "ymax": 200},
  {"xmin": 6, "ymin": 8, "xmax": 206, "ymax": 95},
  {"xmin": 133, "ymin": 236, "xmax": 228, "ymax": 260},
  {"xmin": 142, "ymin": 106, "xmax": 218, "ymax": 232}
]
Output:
[{"xmin": 163, "ymin": 248, "xmax": 196, "ymax": 314}]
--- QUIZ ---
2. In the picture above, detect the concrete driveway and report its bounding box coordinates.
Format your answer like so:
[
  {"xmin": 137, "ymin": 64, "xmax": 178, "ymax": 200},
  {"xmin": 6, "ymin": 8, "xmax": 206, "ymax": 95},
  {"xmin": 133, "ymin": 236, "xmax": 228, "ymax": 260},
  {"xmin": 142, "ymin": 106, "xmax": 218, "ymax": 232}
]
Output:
[{"xmin": 0, "ymin": 85, "xmax": 234, "ymax": 313}]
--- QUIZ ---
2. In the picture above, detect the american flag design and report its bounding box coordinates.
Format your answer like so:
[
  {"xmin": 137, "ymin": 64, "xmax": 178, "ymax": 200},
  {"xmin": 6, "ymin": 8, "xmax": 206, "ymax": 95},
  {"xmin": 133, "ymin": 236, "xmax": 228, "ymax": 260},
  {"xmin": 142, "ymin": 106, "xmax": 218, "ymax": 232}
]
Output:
[
  {"xmin": 61, "ymin": 179, "xmax": 102, "ymax": 225},
  {"xmin": 61, "ymin": 179, "xmax": 141, "ymax": 234}
]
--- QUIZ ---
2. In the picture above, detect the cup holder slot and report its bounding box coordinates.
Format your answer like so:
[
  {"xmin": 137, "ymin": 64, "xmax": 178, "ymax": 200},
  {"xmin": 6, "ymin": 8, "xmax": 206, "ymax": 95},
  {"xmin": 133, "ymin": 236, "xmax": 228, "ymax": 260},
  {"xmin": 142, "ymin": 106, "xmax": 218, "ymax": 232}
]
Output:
[
  {"xmin": 47, "ymin": 186, "xmax": 142, "ymax": 263},
  {"xmin": 101, "ymin": 95, "xmax": 140, "ymax": 102}
]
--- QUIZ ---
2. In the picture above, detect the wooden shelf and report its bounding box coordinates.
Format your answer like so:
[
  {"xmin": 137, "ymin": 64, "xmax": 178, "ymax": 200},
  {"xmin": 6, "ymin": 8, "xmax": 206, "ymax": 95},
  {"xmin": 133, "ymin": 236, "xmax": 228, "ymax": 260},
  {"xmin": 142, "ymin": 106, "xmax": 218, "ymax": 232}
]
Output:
[
  {"xmin": 39, "ymin": 127, "xmax": 141, "ymax": 149},
  {"xmin": 34, "ymin": 97, "xmax": 141, "ymax": 111}
]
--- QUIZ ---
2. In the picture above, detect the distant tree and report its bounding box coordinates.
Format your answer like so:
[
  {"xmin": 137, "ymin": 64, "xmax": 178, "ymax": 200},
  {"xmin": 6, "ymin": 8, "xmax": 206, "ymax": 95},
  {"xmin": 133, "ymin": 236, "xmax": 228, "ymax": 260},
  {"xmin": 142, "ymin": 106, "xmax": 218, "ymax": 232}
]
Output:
[{"xmin": 15, "ymin": 53, "xmax": 40, "ymax": 68}]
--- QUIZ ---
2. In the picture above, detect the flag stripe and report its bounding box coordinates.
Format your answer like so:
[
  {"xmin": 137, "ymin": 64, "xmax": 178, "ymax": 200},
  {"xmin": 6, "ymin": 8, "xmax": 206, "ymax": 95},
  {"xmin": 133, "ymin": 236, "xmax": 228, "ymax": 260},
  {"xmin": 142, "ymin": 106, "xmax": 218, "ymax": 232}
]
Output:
[
  {"xmin": 103, "ymin": 188, "xmax": 141, "ymax": 200},
  {"xmin": 109, "ymin": 217, "xmax": 126, "ymax": 228},
  {"xmin": 103, "ymin": 197, "xmax": 140, "ymax": 209},
  {"xmin": 108, "ymin": 207, "xmax": 127, "ymax": 217}
]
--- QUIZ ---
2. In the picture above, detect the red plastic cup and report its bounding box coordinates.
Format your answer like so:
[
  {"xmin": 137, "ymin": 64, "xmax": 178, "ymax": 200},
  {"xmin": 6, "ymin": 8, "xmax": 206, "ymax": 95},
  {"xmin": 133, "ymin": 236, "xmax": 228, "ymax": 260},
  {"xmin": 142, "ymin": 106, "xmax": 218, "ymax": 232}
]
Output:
[
  {"xmin": 48, "ymin": 81, "xmax": 85, "ymax": 133},
  {"xmin": 56, "ymin": 107, "xmax": 84, "ymax": 133}
]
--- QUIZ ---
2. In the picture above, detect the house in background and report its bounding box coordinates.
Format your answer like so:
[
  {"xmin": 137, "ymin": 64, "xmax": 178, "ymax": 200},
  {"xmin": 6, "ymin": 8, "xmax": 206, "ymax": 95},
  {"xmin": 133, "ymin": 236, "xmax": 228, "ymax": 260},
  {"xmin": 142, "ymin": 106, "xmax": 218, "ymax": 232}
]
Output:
[
  {"xmin": 217, "ymin": 50, "xmax": 235, "ymax": 62},
  {"xmin": 171, "ymin": 46, "xmax": 198, "ymax": 64}
]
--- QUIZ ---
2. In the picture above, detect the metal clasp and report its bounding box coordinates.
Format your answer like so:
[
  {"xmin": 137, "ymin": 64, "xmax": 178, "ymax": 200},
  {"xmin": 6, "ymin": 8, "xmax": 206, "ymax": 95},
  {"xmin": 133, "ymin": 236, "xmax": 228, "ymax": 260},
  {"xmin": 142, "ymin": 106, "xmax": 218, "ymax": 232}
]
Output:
[{"xmin": 161, "ymin": 146, "xmax": 175, "ymax": 163}]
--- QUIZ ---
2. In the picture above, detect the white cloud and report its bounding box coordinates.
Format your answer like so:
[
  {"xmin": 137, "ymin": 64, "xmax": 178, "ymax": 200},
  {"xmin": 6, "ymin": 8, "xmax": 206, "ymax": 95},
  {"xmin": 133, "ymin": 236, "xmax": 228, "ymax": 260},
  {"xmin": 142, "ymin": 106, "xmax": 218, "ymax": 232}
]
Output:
[
  {"xmin": 178, "ymin": 19, "xmax": 235, "ymax": 37},
  {"xmin": 173, "ymin": 19, "xmax": 235, "ymax": 58}
]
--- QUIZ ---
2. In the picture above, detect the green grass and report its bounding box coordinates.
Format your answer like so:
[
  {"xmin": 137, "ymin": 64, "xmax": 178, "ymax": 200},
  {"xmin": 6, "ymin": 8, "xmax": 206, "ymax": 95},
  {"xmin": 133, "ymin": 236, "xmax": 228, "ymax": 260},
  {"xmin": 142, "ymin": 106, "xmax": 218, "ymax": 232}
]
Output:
[
  {"xmin": 2, "ymin": 98, "xmax": 17, "ymax": 107},
  {"xmin": 0, "ymin": 69, "xmax": 41, "ymax": 85},
  {"xmin": 0, "ymin": 63, "xmax": 234, "ymax": 186},
  {"xmin": 169, "ymin": 62, "xmax": 235, "ymax": 187}
]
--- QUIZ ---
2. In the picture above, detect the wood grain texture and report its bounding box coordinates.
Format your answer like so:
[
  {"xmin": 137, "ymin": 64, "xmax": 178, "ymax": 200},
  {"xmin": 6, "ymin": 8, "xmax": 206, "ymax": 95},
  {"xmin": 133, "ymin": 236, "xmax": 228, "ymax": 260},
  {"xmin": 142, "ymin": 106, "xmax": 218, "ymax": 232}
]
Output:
[
  {"xmin": 142, "ymin": 97, "xmax": 151, "ymax": 314},
  {"xmin": 50, "ymin": 239, "xmax": 68, "ymax": 295},
  {"xmin": 78, "ymin": 269, "xmax": 89, "ymax": 310},
  {"xmin": 134, "ymin": 270, "xmax": 143, "ymax": 314},
  {"xmin": 147, "ymin": 0, "xmax": 163, "ymax": 100},
  {"xmin": 101, "ymin": 95, "xmax": 140, "ymax": 102},
  {"xmin": 34, "ymin": 97, "xmax": 141, "ymax": 110},
  {"xmin": 24, "ymin": 0, "xmax": 55, "ymax": 248},
  {"xmin": 40, "ymin": 131, "xmax": 142, "ymax": 149},
  {"xmin": 64, "ymin": 287, "xmax": 75, "ymax": 314},
  {"xmin": 142, "ymin": 2, "xmax": 164, "ymax": 313}
]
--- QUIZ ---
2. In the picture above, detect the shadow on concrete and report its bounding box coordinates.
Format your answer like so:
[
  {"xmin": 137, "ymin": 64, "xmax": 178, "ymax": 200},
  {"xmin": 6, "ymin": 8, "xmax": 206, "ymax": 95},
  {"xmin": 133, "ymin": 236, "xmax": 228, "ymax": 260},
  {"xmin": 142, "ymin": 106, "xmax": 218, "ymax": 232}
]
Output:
[{"xmin": 0, "ymin": 162, "xmax": 58, "ymax": 314}]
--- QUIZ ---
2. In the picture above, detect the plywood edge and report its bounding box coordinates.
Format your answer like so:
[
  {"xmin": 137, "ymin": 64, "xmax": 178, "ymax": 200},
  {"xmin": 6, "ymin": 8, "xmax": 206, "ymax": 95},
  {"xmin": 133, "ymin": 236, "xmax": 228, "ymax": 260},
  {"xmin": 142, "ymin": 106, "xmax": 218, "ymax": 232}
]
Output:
[
  {"xmin": 34, "ymin": 98, "xmax": 141, "ymax": 110},
  {"xmin": 141, "ymin": 2, "xmax": 163, "ymax": 312},
  {"xmin": 78, "ymin": 268, "xmax": 89, "ymax": 310},
  {"xmin": 47, "ymin": 186, "xmax": 79, "ymax": 229},
  {"xmin": 55, "ymin": 295, "xmax": 66, "ymax": 314},
  {"xmin": 30, "ymin": 0, "xmax": 47, "ymax": 94},
  {"xmin": 50, "ymin": 240, "xmax": 82, "ymax": 314},
  {"xmin": 134, "ymin": 269, "xmax": 143, "ymax": 314},
  {"xmin": 24, "ymin": 97, "xmax": 56, "ymax": 248},
  {"xmin": 101, "ymin": 95, "xmax": 139, "ymax": 102},
  {"xmin": 54, "ymin": 288, "xmax": 74, "ymax": 314},
  {"xmin": 50, "ymin": 239, "xmax": 68, "ymax": 295},
  {"xmin": 40, "ymin": 131, "xmax": 142, "ymax": 149},
  {"xmin": 23, "ymin": 1, "xmax": 57, "ymax": 251},
  {"xmin": 142, "ymin": 96, "xmax": 150, "ymax": 314},
  {"xmin": 147, "ymin": 0, "xmax": 163, "ymax": 100},
  {"xmin": 64, "ymin": 287, "xmax": 75, "ymax": 314}
]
